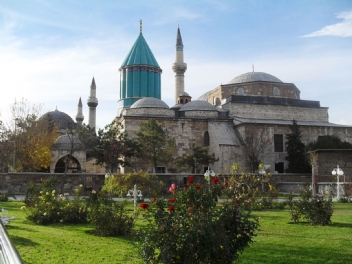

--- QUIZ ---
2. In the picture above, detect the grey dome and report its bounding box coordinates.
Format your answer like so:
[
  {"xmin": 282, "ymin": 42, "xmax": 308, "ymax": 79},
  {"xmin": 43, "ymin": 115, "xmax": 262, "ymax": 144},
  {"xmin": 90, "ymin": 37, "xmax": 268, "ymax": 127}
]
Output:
[
  {"xmin": 53, "ymin": 134, "xmax": 85, "ymax": 150},
  {"xmin": 40, "ymin": 110, "xmax": 76, "ymax": 130},
  {"xmin": 130, "ymin": 97, "xmax": 169, "ymax": 109},
  {"xmin": 179, "ymin": 92, "xmax": 190, "ymax": 96},
  {"xmin": 179, "ymin": 100, "xmax": 216, "ymax": 111},
  {"xmin": 229, "ymin": 72, "xmax": 282, "ymax": 84},
  {"xmin": 197, "ymin": 92, "xmax": 209, "ymax": 101}
]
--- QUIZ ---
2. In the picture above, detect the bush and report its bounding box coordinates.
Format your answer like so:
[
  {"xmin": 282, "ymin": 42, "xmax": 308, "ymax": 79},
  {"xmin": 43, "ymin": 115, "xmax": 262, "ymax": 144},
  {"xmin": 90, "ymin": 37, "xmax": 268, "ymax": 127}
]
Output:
[
  {"xmin": 23, "ymin": 179, "xmax": 87, "ymax": 225},
  {"xmin": 136, "ymin": 176, "xmax": 259, "ymax": 263},
  {"xmin": 287, "ymin": 186, "xmax": 333, "ymax": 225},
  {"xmin": 0, "ymin": 193, "xmax": 9, "ymax": 202},
  {"xmin": 102, "ymin": 171, "xmax": 164, "ymax": 197},
  {"xmin": 87, "ymin": 191, "xmax": 134, "ymax": 236}
]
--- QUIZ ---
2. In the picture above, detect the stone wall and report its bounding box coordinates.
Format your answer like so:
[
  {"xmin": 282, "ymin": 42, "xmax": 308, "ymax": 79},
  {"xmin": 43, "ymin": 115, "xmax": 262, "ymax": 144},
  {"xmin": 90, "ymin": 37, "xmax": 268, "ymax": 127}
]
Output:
[
  {"xmin": 310, "ymin": 149, "xmax": 352, "ymax": 178},
  {"xmin": 208, "ymin": 82, "xmax": 300, "ymax": 101},
  {"xmin": 228, "ymin": 103, "xmax": 328, "ymax": 122},
  {"xmin": 0, "ymin": 172, "xmax": 315, "ymax": 195}
]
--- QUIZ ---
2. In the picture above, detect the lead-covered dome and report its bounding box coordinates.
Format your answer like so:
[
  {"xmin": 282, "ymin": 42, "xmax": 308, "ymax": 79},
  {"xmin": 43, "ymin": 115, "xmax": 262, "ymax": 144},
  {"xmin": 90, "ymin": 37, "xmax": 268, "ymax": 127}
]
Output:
[
  {"xmin": 229, "ymin": 72, "xmax": 282, "ymax": 84},
  {"xmin": 179, "ymin": 100, "xmax": 216, "ymax": 111},
  {"xmin": 130, "ymin": 97, "xmax": 169, "ymax": 109},
  {"xmin": 40, "ymin": 109, "xmax": 76, "ymax": 130}
]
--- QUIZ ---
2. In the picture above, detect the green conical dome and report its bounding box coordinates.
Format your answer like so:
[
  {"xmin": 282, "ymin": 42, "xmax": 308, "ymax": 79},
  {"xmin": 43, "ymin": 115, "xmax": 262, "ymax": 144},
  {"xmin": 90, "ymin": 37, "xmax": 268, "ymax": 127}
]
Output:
[
  {"xmin": 118, "ymin": 30, "xmax": 162, "ymax": 112},
  {"xmin": 121, "ymin": 34, "xmax": 160, "ymax": 67}
]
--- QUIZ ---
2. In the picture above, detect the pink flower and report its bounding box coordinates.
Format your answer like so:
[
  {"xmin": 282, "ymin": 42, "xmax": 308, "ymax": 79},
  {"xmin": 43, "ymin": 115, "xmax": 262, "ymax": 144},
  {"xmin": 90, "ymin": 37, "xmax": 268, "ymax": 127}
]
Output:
[
  {"xmin": 171, "ymin": 183, "xmax": 176, "ymax": 189},
  {"xmin": 223, "ymin": 181, "xmax": 228, "ymax": 186}
]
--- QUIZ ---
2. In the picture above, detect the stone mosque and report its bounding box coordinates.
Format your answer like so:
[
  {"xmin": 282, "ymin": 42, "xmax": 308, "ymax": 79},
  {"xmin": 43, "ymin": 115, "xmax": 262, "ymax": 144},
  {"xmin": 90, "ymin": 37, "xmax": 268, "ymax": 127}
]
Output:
[{"xmin": 47, "ymin": 22, "xmax": 352, "ymax": 174}]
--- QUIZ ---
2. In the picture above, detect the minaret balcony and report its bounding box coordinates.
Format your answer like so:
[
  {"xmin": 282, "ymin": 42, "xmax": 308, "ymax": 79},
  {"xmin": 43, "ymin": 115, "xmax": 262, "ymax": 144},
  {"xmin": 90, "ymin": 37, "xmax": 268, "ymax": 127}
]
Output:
[{"xmin": 87, "ymin": 97, "xmax": 98, "ymax": 107}]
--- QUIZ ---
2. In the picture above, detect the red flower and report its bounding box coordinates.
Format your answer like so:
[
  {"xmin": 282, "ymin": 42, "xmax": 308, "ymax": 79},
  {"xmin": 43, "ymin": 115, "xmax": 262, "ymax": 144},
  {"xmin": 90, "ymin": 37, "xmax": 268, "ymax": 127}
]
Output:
[
  {"xmin": 152, "ymin": 197, "xmax": 157, "ymax": 202},
  {"xmin": 247, "ymin": 200, "xmax": 251, "ymax": 205},
  {"xmin": 183, "ymin": 184, "xmax": 188, "ymax": 188},
  {"xmin": 223, "ymin": 181, "xmax": 228, "ymax": 186},
  {"xmin": 168, "ymin": 205, "xmax": 175, "ymax": 211},
  {"xmin": 196, "ymin": 184, "xmax": 201, "ymax": 189},
  {"xmin": 188, "ymin": 179, "xmax": 194, "ymax": 184},
  {"xmin": 139, "ymin": 203, "xmax": 149, "ymax": 209},
  {"xmin": 189, "ymin": 175, "xmax": 194, "ymax": 179},
  {"xmin": 211, "ymin": 177, "xmax": 219, "ymax": 184},
  {"xmin": 234, "ymin": 201, "xmax": 238, "ymax": 205},
  {"xmin": 169, "ymin": 197, "xmax": 176, "ymax": 203}
]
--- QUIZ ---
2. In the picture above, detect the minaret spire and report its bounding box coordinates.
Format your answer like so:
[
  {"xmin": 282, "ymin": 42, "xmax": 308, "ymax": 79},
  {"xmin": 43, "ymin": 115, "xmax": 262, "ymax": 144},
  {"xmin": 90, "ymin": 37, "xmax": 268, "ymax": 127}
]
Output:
[
  {"xmin": 172, "ymin": 26, "xmax": 187, "ymax": 104},
  {"xmin": 87, "ymin": 77, "xmax": 98, "ymax": 129},
  {"xmin": 75, "ymin": 97, "xmax": 84, "ymax": 126},
  {"xmin": 140, "ymin": 19, "xmax": 142, "ymax": 34}
]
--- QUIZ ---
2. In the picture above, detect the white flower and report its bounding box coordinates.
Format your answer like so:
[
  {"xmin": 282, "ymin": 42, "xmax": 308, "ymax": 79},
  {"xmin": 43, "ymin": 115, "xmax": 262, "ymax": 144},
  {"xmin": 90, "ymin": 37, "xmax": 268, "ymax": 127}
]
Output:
[{"xmin": 92, "ymin": 190, "xmax": 96, "ymax": 194}]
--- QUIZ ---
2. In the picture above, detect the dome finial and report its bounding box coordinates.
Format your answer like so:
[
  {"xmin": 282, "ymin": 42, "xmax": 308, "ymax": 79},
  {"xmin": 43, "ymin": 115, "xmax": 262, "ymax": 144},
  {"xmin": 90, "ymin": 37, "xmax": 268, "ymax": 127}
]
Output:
[{"xmin": 140, "ymin": 19, "xmax": 142, "ymax": 34}]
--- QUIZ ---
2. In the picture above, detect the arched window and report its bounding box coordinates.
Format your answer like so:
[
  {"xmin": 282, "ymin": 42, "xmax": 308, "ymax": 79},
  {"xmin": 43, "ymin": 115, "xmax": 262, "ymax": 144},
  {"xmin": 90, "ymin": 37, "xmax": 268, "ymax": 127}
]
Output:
[
  {"xmin": 273, "ymin": 87, "xmax": 280, "ymax": 96},
  {"xmin": 180, "ymin": 99, "xmax": 184, "ymax": 104},
  {"xmin": 185, "ymin": 99, "xmax": 188, "ymax": 103},
  {"xmin": 237, "ymin": 87, "xmax": 244, "ymax": 96},
  {"xmin": 204, "ymin": 131, "xmax": 210, "ymax": 146}
]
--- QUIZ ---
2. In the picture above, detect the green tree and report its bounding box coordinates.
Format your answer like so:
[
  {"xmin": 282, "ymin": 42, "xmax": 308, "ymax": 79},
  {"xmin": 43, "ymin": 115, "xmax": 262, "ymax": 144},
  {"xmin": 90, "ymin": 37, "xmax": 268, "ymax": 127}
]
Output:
[
  {"xmin": 307, "ymin": 135, "xmax": 352, "ymax": 150},
  {"xmin": 93, "ymin": 120, "xmax": 130, "ymax": 174},
  {"xmin": 176, "ymin": 144, "xmax": 218, "ymax": 173},
  {"xmin": 76, "ymin": 124, "xmax": 99, "ymax": 158},
  {"xmin": 135, "ymin": 119, "xmax": 175, "ymax": 172},
  {"xmin": 285, "ymin": 120, "xmax": 311, "ymax": 173}
]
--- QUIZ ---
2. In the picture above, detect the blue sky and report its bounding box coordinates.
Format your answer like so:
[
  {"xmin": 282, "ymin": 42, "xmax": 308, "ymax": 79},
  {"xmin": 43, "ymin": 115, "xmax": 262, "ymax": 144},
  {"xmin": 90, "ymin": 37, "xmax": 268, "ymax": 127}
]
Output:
[{"xmin": 0, "ymin": 0, "xmax": 351, "ymax": 129}]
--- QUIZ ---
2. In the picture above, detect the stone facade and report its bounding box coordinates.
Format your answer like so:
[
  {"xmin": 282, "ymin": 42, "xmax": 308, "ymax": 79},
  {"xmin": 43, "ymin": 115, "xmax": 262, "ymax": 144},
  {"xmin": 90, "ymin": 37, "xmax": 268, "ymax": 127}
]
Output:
[
  {"xmin": 227, "ymin": 103, "xmax": 328, "ymax": 122},
  {"xmin": 208, "ymin": 82, "xmax": 300, "ymax": 101}
]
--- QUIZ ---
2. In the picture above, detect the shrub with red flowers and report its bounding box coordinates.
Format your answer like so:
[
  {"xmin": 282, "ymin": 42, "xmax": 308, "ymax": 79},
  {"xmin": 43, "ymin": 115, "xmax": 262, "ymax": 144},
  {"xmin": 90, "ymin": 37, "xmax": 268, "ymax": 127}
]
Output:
[{"xmin": 136, "ymin": 175, "xmax": 259, "ymax": 263}]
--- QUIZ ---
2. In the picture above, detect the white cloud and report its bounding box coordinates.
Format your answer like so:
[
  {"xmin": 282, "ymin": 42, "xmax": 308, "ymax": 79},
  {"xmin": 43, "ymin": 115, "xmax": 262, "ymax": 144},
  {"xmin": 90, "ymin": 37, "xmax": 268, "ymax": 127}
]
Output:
[{"xmin": 302, "ymin": 10, "xmax": 352, "ymax": 37}]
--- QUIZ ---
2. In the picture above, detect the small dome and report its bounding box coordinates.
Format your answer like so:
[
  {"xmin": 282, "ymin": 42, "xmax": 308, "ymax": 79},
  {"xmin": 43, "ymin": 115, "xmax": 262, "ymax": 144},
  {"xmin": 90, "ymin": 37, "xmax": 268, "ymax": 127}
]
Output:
[
  {"xmin": 54, "ymin": 134, "xmax": 85, "ymax": 151},
  {"xmin": 179, "ymin": 92, "xmax": 190, "ymax": 96},
  {"xmin": 179, "ymin": 100, "xmax": 216, "ymax": 111},
  {"xmin": 229, "ymin": 72, "xmax": 282, "ymax": 84},
  {"xmin": 197, "ymin": 92, "xmax": 209, "ymax": 101},
  {"xmin": 40, "ymin": 109, "xmax": 76, "ymax": 130},
  {"xmin": 130, "ymin": 97, "xmax": 169, "ymax": 109}
]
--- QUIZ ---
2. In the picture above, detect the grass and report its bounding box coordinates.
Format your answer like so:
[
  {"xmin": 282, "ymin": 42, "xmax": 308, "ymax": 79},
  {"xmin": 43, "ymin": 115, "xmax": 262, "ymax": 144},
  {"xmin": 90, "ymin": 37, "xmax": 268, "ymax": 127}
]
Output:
[{"xmin": 1, "ymin": 200, "xmax": 352, "ymax": 264}]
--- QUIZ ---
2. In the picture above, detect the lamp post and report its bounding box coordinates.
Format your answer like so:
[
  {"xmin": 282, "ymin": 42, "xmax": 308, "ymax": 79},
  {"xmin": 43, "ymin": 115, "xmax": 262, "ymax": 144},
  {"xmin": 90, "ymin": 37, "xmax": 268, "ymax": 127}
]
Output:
[
  {"xmin": 332, "ymin": 165, "xmax": 344, "ymax": 200},
  {"xmin": 258, "ymin": 168, "xmax": 266, "ymax": 192},
  {"xmin": 126, "ymin": 184, "xmax": 143, "ymax": 218},
  {"xmin": 204, "ymin": 166, "xmax": 216, "ymax": 184}
]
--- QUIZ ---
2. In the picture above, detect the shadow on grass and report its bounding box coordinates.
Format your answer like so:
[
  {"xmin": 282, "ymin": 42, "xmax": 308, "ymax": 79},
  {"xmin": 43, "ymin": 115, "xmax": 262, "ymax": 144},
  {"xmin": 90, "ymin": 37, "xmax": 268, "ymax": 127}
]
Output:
[
  {"xmin": 10, "ymin": 236, "xmax": 40, "ymax": 247},
  {"xmin": 286, "ymin": 221, "xmax": 352, "ymax": 228},
  {"xmin": 5, "ymin": 224, "xmax": 39, "ymax": 233},
  {"xmin": 239, "ymin": 241, "xmax": 352, "ymax": 264}
]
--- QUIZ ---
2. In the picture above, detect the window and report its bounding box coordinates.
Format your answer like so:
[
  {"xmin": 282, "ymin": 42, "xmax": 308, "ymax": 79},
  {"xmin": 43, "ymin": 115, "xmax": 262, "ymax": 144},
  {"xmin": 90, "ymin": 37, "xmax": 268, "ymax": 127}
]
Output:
[
  {"xmin": 180, "ymin": 99, "xmax": 184, "ymax": 104},
  {"xmin": 237, "ymin": 88, "xmax": 244, "ymax": 96},
  {"xmin": 275, "ymin": 162, "xmax": 284, "ymax": 173},
  {"xmin": 156, "ymin": 166, "xmax": 166, "ymax": 173},
  {"xmin": 204, "ymin": 131, "xmax": 210, "ymax": 146},
  {"xmin": 273, "ymin": 87, "xmax": 280, "ymax": 96},
  {"xmin": 274, "ymin": 134, "xmax": 283, "ymax": 152}
]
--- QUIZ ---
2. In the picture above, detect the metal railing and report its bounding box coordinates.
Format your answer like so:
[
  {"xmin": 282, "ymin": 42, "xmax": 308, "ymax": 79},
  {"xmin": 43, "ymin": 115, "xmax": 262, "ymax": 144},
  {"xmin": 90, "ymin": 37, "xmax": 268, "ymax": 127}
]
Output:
[{"xmin": 0, "ymin": 219, "xmax": 23, "ymax": 264}]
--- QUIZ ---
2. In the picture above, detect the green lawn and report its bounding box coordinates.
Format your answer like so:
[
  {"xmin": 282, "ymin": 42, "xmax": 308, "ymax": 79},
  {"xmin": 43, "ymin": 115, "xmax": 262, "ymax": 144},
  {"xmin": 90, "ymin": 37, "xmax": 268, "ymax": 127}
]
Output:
[{"xmin": 2, "ymin": 200, "xmax": 352, "ymax": 264}]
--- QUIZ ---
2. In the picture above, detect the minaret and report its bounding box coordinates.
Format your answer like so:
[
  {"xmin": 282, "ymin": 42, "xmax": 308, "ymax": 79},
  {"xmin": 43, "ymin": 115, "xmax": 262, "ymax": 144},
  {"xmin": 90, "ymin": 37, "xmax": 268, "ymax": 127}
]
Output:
[
  {"xmin": 87, "ymin": 77, "xmax": 98, "ymax": 129},
  {"xmin": 75, "ymin": 97, "xmax": 84, "ymax": 126},
  {"xmin": 172, "ymin": 25, "xmax": 187, "ymax": 104}
]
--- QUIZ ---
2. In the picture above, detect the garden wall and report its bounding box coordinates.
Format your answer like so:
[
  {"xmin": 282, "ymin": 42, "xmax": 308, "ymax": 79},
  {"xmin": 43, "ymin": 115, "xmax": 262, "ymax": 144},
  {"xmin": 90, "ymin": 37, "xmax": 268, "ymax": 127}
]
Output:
[{"xmin": 0, "ymin": 172, "xmax": 317, "ymax": 196}]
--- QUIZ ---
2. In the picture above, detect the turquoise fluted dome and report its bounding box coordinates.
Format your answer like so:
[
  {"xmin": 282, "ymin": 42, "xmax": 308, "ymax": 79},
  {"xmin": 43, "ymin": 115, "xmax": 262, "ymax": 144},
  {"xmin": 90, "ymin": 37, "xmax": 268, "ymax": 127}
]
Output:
[{"xmin": 118, "ymin": 32, "xmax": 162, "ymax": 110}]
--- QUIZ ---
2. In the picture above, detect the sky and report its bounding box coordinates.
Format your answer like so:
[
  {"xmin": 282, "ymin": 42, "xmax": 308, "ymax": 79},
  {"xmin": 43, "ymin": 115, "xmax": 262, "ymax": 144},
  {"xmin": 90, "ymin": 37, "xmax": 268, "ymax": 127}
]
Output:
[{"xmin": 0, "ymin": 0, "xmax": 351, "ymax": 130}]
